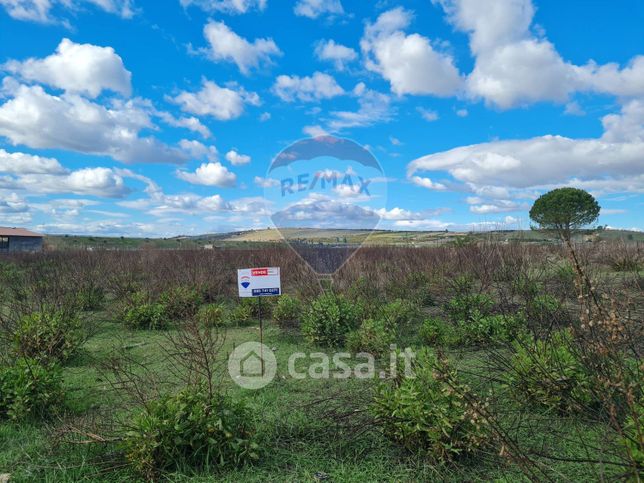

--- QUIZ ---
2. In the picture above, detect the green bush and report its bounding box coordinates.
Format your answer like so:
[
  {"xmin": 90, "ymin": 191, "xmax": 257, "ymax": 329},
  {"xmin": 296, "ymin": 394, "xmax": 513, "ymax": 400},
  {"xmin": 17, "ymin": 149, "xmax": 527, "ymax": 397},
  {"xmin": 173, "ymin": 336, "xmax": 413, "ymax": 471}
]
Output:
[
  {"xmin": 526, "ymin": 294, "xmax": 569, "ymax": 326},
  {"xmin": 272, "ymin": 295, "xmax": 301, "ymax": 328},
  {"xmin": 506, "ymin": 330, "xmax": 594, "ymax": 413},
  {"xmin": 123, "ymin": 387, "xmax": 259, "ymax": 480},
  {"xmin": 229, "ymin": 302, "xmax": 254, "ymax": 326},
  {"xmin": 302, "ymin": 293, "xmax": 363, "ymax": 347},
  {"xmin": 76, "ymin": 284, "xmax": 105, "ymax": 311},
  {"xmin": 388, "ymin": 272, "xmax": 434, "ymax": 306},
  {"xmin": 346, "ymin": 318, "xmax": 395, "ymax": 357},
  {"xmin": 444, "ymin": 294, "xmax": 494, "ymax": 323},
  {"xmin": 447, "ymin": 274, "xmax": 475, "ymax": 296},
  {"xmin": 459, "ymin": 313, "xmax": 525, "ymax": 346},
  {"xmin": 380, "ymin": 299, "xmax": 420, "ymax": 327},
  {"xmin": 159, "ymin": 286, "xmax": 203, "ymax": 321},
  {"xmin": 419, "ymin": 317, "xmax": 458, "ymax": 347},
  {"xmin": 0, "ymin": 358, "xmax": 63, "ymax": 421},
  {"xmin": 621, "ymin": 398, "xmax": 644, "ymax": 472},
  {"xmin": 13, "ymin": 310, "xmax": 84, "ymax": 363},
  {"xmin": 372, "ymin": 349, "xmax": 488, "ymax": 462},
  {"xmin": 196, "ymin": 303, "xmax": 226, "ymax": 327},
  {"xmin": 124, "ymin": 303, "xmax": 170, "ymax": 330}
]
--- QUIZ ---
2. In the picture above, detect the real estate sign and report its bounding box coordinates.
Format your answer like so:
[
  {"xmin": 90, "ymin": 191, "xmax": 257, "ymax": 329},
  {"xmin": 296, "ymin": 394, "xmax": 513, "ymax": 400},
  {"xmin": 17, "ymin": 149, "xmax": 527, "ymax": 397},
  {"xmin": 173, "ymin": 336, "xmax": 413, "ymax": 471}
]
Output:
[{"xmin": 237, "ymin": 267, "xmax": 281, "ymax": 297}]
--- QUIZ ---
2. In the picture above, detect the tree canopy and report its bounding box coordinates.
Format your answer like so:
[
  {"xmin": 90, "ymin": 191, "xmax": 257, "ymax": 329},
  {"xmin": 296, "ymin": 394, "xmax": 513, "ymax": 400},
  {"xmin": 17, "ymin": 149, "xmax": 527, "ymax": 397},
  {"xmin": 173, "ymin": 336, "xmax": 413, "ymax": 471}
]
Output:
[{"xmin": 529, "ymin": 187, "xmax": 600, "ymax": 240}]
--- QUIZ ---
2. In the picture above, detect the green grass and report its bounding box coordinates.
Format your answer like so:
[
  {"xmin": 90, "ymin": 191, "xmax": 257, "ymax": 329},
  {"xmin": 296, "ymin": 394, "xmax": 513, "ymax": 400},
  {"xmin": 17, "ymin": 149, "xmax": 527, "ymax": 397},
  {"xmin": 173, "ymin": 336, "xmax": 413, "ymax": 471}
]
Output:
[{"xmin": 0, "ymin": 309, "xmax": 625, "ymax": 482}]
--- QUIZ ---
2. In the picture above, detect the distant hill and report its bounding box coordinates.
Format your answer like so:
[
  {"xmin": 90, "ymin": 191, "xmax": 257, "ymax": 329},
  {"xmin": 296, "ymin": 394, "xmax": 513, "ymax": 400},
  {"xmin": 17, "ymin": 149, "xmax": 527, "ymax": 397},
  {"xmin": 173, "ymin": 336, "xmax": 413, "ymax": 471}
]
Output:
[{"xmin": 43, "ymin": 228, "xmax": 643, "ymax": 251}]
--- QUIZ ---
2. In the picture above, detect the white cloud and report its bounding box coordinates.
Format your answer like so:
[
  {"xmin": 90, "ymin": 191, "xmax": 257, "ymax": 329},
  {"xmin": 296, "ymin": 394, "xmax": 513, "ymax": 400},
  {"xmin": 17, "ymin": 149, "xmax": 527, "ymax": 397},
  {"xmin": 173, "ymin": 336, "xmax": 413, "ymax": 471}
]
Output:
[
  {"xmin": 254, "ymin": 176, "xmax": 279, "ymax": 188},
  {"xmin": 3, "ymin": 38, "xmax": 132, "ymax": 98},
  {"xmin": 411, "ymin": 176, "xmax": 446, "ymax": 191},
  {"xmin": 314, "ymin": 39, "xmax": 357, "ymax": 70},
  {"xmin": 225, "ymin": 149, "xmax": 251, "ymax": 165},
  {"xmin": 408, "ymin": 100, "xmax": 644, "ymax": 195},
  {"xmin": 176, "ymin": 162, "xmax": 237, "ymax": 187},
  {"xmin": 171, "ymin": 80, "xmax": 259, "ymax": 120},
  {"xmin": 203, "ymin": 20, "xmax": 281, "ymax": 74},
  {"xmin": 435, "ymin": 0, "xmax": 644, "ymax": 108},
  {"xmin": 0, "ymin": 149, "xmax": 66, "ymax": 174},
  {"xmin": 158, "ymin": 112, "xmax": 211, "ymax": 138},
  {"xmin": 469, "ymin": 200, "xmax": 527, "ymax": 214},
  {"xmin": 302, "ymin": 125, "xmax": 328, "ymax": 137},
  {"xmin": 0, "ymin": 0, "xmax": 135, "ymax": 23},
  {"xmin": 456, "ymin": 108, "xmax": 468, "ymax": 117},
  {"xmin": 294, "ymin": 0, "xmax": 343, "ymax": 19},
  {"xmin": 417, "ymin": 107, "xmax": 439, "ymax": 121},
  {"xmin": 179, "ymin": 0, "xmax": 266, "ymax": 14},
  {"xmin": 273, "ymin": 72, "xmax": 344, "ymax": 102},
  {"xmin": 179, "ymin": 139, "xmax": 218, "ymax": 161},
  {"xmin": 259, "ymin": 111, "xmax": 271, "ymax": 121},
  {"xmin": 0, "ymin": 83, "xmax": 187, "ymax": 164},
  {"xmin": 361, "ymin": 7, "xmax": 463, "ymax": 97},
  {"xmin": 564, "ymin": 101, "xmax": 585, "ymax": 116},
  {"xmin": 327, "ymin": 87, "xmax": 392, "ymax": 130}
]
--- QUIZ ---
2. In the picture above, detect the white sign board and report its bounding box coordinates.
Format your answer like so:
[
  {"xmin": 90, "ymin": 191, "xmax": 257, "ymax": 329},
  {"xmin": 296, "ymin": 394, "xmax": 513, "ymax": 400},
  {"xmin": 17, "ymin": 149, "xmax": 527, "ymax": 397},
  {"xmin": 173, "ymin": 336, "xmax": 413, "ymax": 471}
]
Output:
[{"xmin": 237, "ymin": 267, "xmax": 281, "ymax": 298}]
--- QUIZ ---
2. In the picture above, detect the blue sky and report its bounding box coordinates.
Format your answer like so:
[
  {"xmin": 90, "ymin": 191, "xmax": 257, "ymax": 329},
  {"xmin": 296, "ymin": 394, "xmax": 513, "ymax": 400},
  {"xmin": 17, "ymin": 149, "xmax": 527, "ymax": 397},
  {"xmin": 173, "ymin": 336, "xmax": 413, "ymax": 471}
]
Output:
[{"xmin": 0, "ymin": 0, "xmax": 642, "ymax": 236}]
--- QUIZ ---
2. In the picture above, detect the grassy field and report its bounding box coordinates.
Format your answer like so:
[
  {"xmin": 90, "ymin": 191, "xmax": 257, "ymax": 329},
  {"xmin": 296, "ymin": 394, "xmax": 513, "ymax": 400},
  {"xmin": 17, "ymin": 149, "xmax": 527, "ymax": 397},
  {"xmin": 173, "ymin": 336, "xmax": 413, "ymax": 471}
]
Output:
[
  {"xmin": 0, "ymin": 241, "xmax": 641, "ymax": 481},
  {"xmin": 44, "ymin": 228, "xmax": 644, "ymax": 251}
]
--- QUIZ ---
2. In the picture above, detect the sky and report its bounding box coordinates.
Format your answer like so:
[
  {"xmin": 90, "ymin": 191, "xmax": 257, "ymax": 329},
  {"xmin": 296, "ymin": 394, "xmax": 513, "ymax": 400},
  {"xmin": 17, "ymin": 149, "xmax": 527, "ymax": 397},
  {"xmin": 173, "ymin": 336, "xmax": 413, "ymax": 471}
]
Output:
[{"xmin": 0, "ymin": 0, "xmax": 642, "ymax": 237}]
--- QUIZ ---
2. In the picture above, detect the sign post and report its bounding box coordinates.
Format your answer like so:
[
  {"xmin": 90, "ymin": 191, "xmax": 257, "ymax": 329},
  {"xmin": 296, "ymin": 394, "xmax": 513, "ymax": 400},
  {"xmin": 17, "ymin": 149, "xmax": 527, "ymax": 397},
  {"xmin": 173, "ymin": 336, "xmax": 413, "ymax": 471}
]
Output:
[{"xmin": 237, "ymin": 267, "xmax": 281, "ymax": 376}]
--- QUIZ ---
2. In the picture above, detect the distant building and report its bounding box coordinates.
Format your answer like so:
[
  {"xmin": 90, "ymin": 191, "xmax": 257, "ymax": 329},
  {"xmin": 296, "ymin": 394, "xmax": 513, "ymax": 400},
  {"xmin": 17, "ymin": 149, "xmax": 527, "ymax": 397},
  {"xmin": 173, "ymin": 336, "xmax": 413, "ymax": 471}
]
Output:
[{"xmin": 0, "ymin": 227, "xmax": 44, "ymax": 252}]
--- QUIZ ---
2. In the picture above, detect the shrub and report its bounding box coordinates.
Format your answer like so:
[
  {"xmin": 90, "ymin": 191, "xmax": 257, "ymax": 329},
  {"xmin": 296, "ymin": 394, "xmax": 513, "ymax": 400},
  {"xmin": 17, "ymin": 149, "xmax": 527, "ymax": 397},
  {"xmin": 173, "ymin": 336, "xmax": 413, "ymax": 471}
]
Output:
[
  {"xmin": 346, "ymin": 318, "xmax": 395, "ymax": 357},
  {"xmin": 444, "ymin": 294, "xmax": 494, "ymax": 323},
  {"xmin": 621, "ymin": 398, "xmax": 644, "ymax": 472},
  {"xmin": 75, "ymin": 284, "xmax": 105, "ymax": 311},
  {"xmin": 380, "ymin": 299, "xmax": 420, "ymax": 328},
  {"xmin": 447, "ymin": 274, "xmax": 475, "ymax": 296},
  {"xmin": 123, "ymin": 387, "xmax": 259, "ymax": 480},
  {"xmin": 159, "ymin": 286, "xmax": 203, "ymax": 321},
  {"xmin": 0, "ymin": 358, "xmax": 63, "ymax": 421},
  {"xmin": 372, "ymin": 349, "xmax": 488, "ymax": 462},
  {"xmin": 13, "ymin": 309, "xmax": 84, "ymax": 363},
  {"xmin": 229, "ymin": 302, "xmax": 254, "ymax": 326},
  {"xmin": 196, "ymin": 303, "xmax": 226, "ymax": 327},
  {"xmin": 272, "ymin": 295, "xmax": 301, "ymax": 328},
  {"xmin": 419, "ymin": 317, "xmax": 458, "ymax": 347},
  {"xmin": 459, "ymin": 313, "xmax": 525, "ymax": 346},
  {"xmin": 388, "ymin": 272, "xmax": 434, "ymax": 306},
  {"xmin": 240, "ymin": 297, "xmax": 275, "ymax": 319},
  {"xmin": 124, "ymin": 303, "xmax": 170, "ymax": 330},
  {"xmin": 506, "ymin": 330, "xmax": 594, "ymax": 413},
  {"xmin": 526, "ymin": 294, "xmax": 569, "ymax": 327},
  {"xmin": 302, "ymin": 293, "xmax": 362, "ymax": 347}
]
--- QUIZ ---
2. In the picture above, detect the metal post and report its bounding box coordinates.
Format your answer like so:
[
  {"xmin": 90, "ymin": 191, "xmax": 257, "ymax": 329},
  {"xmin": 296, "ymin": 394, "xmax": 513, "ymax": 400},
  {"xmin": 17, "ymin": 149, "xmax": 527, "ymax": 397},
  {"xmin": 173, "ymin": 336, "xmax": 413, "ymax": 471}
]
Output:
[{"xmin": 259, "ymin": 296, "xmax": 264, "ymax": 376}]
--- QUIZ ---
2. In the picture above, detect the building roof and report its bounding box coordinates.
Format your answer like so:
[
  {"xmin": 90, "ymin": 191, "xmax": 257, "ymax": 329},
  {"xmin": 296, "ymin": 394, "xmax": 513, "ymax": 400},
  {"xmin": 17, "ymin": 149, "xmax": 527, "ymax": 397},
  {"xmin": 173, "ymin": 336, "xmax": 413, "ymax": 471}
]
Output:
[{"xmin": 0, "ymin": 227, "xmax": 43, "ymax": 237}]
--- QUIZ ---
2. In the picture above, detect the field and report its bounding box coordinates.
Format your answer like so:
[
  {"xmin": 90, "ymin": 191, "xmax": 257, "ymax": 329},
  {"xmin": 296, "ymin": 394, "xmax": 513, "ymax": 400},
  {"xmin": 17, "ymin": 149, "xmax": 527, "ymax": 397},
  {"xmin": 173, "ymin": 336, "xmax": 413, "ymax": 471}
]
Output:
[{"xmin": 0, "ymin": 237, "xmax": 642, "ymax": 482}]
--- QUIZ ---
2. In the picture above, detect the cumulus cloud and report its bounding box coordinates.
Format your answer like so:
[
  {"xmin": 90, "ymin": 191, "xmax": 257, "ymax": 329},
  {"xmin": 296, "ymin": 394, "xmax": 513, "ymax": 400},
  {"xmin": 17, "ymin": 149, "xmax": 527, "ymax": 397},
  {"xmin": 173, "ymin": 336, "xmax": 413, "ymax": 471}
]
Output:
[
  {"xmin": 408, "ymin": 99, "xmax": 644, "ymax": 195},
  {"xmin": 157, "ymin": 112, "xmax": 211, "ymax": 138},
  {"xmin": 0, "ymin": 149, "xmax": 66, "ymax": 174},
  {"xmin": 0, "ymin": 0, "xmax": 135, "ymax": 23},
  {"xmin": 314, "ymin": 39, "xmax": 357, "ymax": 70},
  {"xmin": 179, "ymin": 0, "xmax": 266, "ymax": 14},
  {"xmin": 179, "ymin": 139, "xmax": 218, "ymax": 161},
  {"xmin": 176, "ymin": 162, "xmax": 237, "ymax": 187},
  {"xmin": 0, "ymin": 149, "xmax": 132, "ymax": 197},
  {"xmin": 417, "ymin": 107, "xmax": 439, "ymax": 122},
  {"xmin": 294, "ymin": 0, "xmax": 343, "ymax": 19},
  {"xmin": 272, "ymin": 72, "xmax": 344, "ymax": 102},
  {"xmin": 410, "ymin": 176, "xmax": 447, "ymax": 191},
  {"xmin": 254, "ymin": 176, "xmax": 279, "ymax": 188},
  {"xmin": 3, "ymin": 38, "xmax": 132, "ymax": 98},
  {"xmin": 171, "ymin": 80, "xmax": 259, "ymax": 120},
  {"xmin": 361, "ymin": 7, "xmax": 463, "ymax": 96},
  {"xmin": 327, "ymin": 86, "xmax": 392, "ymax": 130},
  {"xmin": 435, "ymin": 0, "xmax": 644, "ymax": 108},
  {"xmin": 225, "ymin": 149, "xmax": 251, "ymax": 165},
  {"xmin": 0, "ymin": 83, "xmax": 187, "ymax": 164},
  {"xmin": 203, "ymin": 20, "xmax": 281, "ymax": 74}
]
